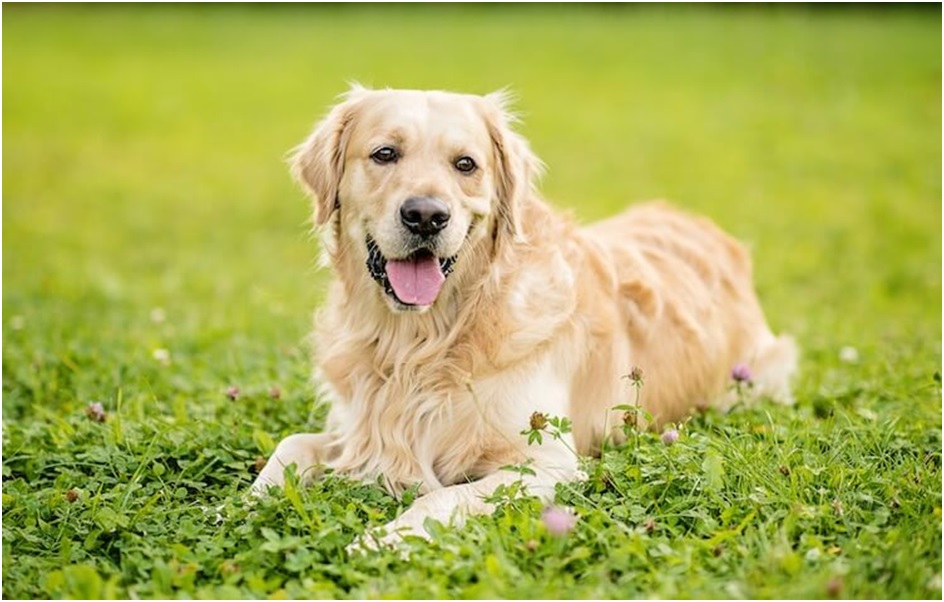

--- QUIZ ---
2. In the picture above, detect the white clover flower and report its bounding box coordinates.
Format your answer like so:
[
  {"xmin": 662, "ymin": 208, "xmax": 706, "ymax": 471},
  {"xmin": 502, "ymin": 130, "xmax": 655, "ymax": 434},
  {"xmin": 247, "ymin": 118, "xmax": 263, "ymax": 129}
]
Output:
[
  {"xmin": 150, "ymin": 307, "xmax": 166, "ymax": 324},
  {"xmin": 152, "ymin": 348, "xmax": 171, "ymax": 365},
  {"xmin": 839, "ymin": 346, "xmax": 859, "ymax": 363}
]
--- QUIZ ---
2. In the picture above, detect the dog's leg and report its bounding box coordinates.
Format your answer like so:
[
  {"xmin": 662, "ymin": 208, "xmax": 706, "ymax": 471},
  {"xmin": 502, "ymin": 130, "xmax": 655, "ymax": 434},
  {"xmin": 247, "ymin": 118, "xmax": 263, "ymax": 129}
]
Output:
[
  {"xmin": 353, "ymin": 357, "xmax": 582, "ymax": 548},
  {"xmin": 714, "ymin": 332, "xmax": 799, "ymax": 412},
  {"xmin": 750, "ymin": 333, "xmax": 799, "ymax": 405},
  {"xmin": 251, "ymin": 432, "xmax": 336, "ymax": 495},
  {"xmin": 355, "ymin": 439, "xmax": 578, "ymax": 552}
]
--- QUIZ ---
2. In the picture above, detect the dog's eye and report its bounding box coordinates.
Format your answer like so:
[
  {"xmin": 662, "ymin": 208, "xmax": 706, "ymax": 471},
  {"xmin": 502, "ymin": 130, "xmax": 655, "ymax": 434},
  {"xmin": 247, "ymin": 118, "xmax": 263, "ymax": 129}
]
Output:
[
  {"xmin": 370, "ymin": 146, "xmax": 399, "ymax": 165},
  {"xmin": 454, "ymin": 156, "xmax": 477, "ymax": 174}
]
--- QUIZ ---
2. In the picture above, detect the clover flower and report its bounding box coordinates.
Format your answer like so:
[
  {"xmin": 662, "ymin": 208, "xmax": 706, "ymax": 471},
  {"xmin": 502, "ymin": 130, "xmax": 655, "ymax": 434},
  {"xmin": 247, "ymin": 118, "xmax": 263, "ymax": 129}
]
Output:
[
  {"xmin": 661, "ymin": 428, "xmax": 680, "ymax": 446},
  {"xmin": 731, "ymin": 363, "xmax": 752, "ymax": 383},
  {"xmin": 839, "ymin": 346, "xmax": 859, "ymax": 364},
  {"xmin": 152, "ymin": 348, "xmax": 171, "ymax": 366},
  {"xmin": 541, "ymin": 506, "xmax": 577, "ymax": 536},
  {"xmin": 85, "ymin": 402, "xmax": 107, "ymax": 422},
  {"xmin": 529, "ymin": 411, "xmax": 548, "ymax": 431}
]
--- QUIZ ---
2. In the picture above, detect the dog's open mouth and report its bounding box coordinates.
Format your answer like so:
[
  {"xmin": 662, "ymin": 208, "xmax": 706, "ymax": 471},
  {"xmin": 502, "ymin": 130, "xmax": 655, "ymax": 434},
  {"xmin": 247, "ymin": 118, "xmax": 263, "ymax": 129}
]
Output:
[{"xmin": 366, "ymin": 236, "xmax": 457, "ymax": 307}]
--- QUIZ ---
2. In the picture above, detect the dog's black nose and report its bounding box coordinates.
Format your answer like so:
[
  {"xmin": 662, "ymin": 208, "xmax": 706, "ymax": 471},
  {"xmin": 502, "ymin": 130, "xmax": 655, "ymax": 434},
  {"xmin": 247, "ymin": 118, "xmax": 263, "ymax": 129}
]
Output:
[{"xmin": 400, "ymin": 197, "xmax": 450, "ymax": 236}]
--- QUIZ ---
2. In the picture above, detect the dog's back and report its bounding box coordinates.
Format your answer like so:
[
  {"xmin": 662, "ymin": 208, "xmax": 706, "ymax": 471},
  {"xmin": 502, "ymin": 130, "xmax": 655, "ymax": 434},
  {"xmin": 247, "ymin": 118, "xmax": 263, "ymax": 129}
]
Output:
[{"xmin": 582, "ymin": 201, "xmax": 797, "ymax": 425}]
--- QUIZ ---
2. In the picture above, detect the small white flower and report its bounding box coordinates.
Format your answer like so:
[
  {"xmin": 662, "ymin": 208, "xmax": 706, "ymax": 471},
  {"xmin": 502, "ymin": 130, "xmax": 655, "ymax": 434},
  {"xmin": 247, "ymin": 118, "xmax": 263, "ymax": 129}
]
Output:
[
  {"xmin": 10, "ymin": 316, "xmax": 25, "ymax": 331},
  {"xmin": 200, "ymin": 503, "xmax": 225, "ymax": 525},
  {"xmin": 839, "ymin": 346, "xmax": 859, "ymax": 364},
  {"xmin": 150, "ymin": 307, "xmax": 166, "ymax": 324},
  {"xmin": 152, "ymin": 348, "xmax": 171, "ymax": 365}
]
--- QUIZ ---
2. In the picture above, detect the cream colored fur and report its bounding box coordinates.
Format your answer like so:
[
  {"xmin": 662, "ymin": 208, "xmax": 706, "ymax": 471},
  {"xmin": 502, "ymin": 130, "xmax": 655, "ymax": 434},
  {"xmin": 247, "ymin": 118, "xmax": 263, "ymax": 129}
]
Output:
[{"xmin": 251, "ymin": 86, "xmax": 798, "ymax": 548}]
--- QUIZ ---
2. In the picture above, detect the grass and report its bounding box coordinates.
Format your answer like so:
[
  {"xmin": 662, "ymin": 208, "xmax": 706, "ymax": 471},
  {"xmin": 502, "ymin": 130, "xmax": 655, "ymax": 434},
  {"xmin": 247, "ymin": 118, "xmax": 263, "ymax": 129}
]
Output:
[{"xmin": 2, "ymin": 4, "xmax": 941, "ymax": 599}]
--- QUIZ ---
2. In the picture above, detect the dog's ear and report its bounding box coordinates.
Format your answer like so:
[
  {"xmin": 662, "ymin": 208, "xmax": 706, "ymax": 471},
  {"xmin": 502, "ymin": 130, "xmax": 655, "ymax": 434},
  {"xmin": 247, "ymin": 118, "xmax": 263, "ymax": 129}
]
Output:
[
  {"xmin": 290, "ymin": 86, "xmax": 368, "ymax": 226},
  {"xmin": 481, "ymin": 90, "xmax": 545, "ymax": 246}
]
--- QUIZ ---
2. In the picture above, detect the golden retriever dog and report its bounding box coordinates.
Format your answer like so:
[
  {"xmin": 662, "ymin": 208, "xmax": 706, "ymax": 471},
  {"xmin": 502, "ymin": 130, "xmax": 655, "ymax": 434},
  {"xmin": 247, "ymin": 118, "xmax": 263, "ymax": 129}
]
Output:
[{"xmin": 252, "ymin": 85, "xmax": 798, "ymax": 547}]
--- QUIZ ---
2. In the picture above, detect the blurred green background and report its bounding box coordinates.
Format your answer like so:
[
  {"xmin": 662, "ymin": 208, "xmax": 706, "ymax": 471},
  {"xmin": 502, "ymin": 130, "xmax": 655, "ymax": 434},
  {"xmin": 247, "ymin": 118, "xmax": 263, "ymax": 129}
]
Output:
[
  {"xmin": 3, "ymin": 4, "xmax": 941, "ymax": 599},
  {"xmin": 4, "ymin": 5, "xmax": 940, "ymax": 370}
]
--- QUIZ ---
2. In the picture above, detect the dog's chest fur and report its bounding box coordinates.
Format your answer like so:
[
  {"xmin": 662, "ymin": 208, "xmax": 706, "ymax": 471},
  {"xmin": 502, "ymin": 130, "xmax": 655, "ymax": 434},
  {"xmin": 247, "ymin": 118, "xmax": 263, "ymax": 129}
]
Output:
[
  {"xmin": 323, "ymin": 381, "xmax": 483, "ymax": 495},
  {"xmin": 311, "ymin": 247, "xmax": 578, "ymax": 496},
  {"xmin": 313, "ymin": 293, "xmax": 500, "ymax": 495}
]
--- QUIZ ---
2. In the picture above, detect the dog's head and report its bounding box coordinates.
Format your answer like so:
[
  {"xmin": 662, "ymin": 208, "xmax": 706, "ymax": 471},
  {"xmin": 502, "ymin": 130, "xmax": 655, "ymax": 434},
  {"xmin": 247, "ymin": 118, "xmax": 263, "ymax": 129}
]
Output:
[{"xmin": 291, "ymin": 86, "xmax": 542, "ymax": 312}]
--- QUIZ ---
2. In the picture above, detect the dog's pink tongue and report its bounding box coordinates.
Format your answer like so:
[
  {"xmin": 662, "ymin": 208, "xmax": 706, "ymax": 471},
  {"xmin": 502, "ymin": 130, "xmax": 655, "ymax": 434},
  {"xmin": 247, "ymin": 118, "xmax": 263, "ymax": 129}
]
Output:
[{"xmin": 386, "ymin": 256, "xmax": 445, "ymax": 306}]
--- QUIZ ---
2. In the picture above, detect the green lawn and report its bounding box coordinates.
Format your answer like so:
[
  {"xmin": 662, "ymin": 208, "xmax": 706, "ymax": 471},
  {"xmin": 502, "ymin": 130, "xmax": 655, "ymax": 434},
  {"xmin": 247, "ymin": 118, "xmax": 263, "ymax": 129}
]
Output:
[{"xmin": 3, "ymin": 5, "xmax": 941, "ymax": 599}]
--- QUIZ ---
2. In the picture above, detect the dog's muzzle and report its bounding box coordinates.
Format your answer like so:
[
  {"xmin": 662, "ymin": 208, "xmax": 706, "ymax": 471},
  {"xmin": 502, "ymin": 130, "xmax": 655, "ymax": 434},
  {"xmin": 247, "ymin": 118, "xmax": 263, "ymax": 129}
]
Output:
[{"xmin": 366, "ymin": 236, "xmax": 456, "ymax": 307}]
